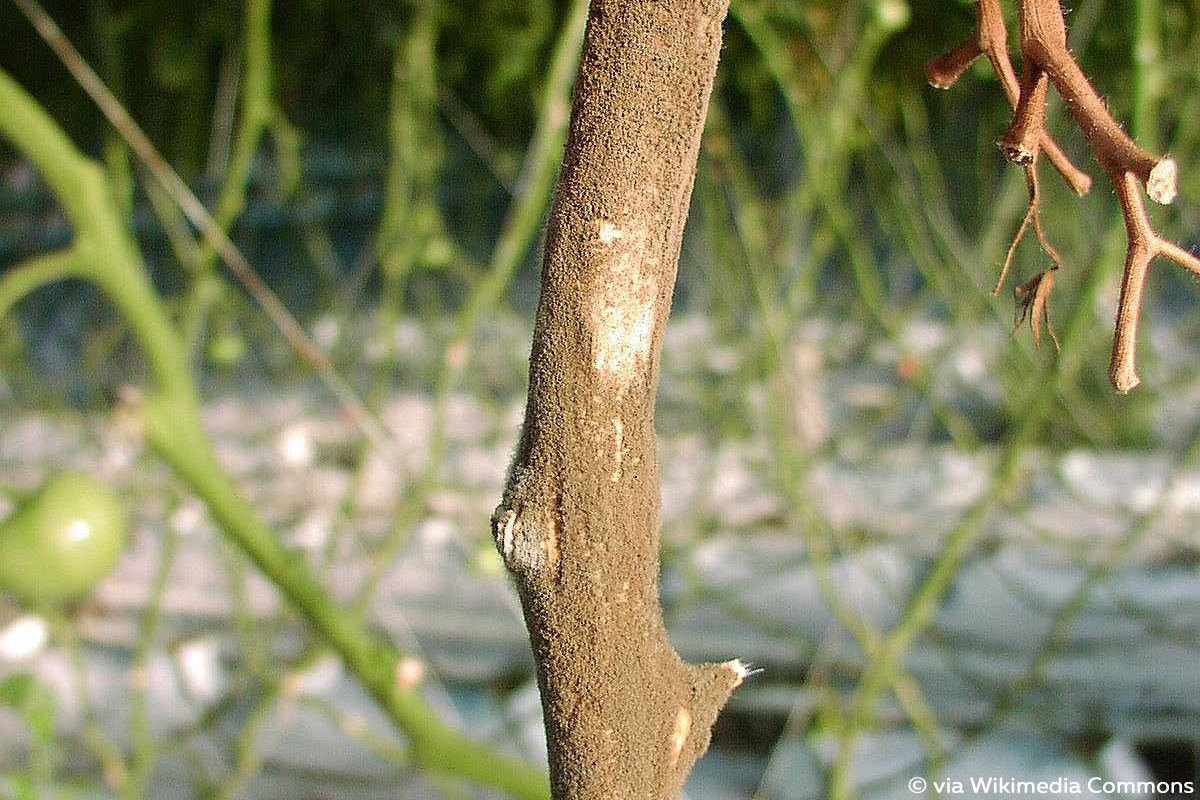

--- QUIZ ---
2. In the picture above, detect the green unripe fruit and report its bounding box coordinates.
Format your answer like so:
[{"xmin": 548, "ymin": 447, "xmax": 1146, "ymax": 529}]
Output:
[{"xmin": 0, "ymin": 472, "xmax": 129, "ymax": 603}]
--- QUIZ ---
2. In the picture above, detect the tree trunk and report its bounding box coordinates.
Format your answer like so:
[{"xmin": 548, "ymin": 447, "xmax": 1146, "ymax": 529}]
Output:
[{"xmin": 492, "ymin": 1, "xmax": 742, "ymax": 797}]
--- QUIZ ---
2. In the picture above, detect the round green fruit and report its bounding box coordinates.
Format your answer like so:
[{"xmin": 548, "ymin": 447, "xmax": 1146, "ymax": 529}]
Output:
[{"xmin": 0, "ymin": 472, "xmax": 129, "ymax": 603}]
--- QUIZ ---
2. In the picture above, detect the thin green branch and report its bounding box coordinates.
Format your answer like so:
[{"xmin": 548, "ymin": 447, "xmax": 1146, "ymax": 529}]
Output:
[
  {"xmin": 45, "ymin": 608, "xmax": 130, "ymax": 793},
  {"xmin": 181, "ymin": 0, "xmax": 277, "ymax": 353},
  {"xmin": 88, "ymin": 0, "xmax": 134, "ymax": 220},
  {"xmin": 437, "ymin": 83, "xmax": 519, "ymax": 191},
  {"xmin": 124, "ymin": 523, "xmax": 179, "ymax": 800},
  {"xmin": 0, "ymin": 249, "xmax": 93, "ymax": 321},
  {"xmin": 9, "ymin": 0, "xmax": 400, "ymax": 459},
  {"xmin": 139, "ymin": 165, "xmax": 202, "ymax": 274},
  {"xmin": 210, "ymin": 669, "xmax": 285, "ymax": 800},
  {"xmin": 213, "ymin": 0, "xmax": 273, "ymax": 236},
  {"xmin": 1132, "ymin": 0, "xmax": 1164, "ymax": 148},
  {"xmin": 826, "ymin": 206, "xmax": 1130, "ymax": 800},
  {"xmin": 297, "ymin": 694, "xmax": 412, "ymax": 766},
  {"xmin": 378, "ymin": 0, "xmax": 445, "ymax": 314},
  {"xmin": 216, "ymin": 538, "xmax": 269, "ymax": 676},
  {"xmin": 434, "ymin": 0, "xmax": 589, "ymax": 409},
  {"xmin": 712, "ymin": 22, "xmax": 983, "ymax": 448},
  {"xmin": 701, "ymin": 123, "xmax": 949, "ymax": 776},
  {"xmin": 991, "ymin": 424, "xmax": 1200, "ymax": 721},
  {"xmin": 0, "ymin": 67, "xmax": 548, "ymax": 800}
]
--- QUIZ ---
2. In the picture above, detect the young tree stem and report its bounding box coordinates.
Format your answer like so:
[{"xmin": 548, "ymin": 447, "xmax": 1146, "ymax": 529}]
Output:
[{"xmin": 494, "ymin": 1, "xmax": 743, "ymax": 796}]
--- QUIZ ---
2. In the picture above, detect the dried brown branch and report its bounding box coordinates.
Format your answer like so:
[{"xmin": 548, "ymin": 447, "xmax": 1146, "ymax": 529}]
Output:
[
  {"xmin": 997, "ymin": 64, "xmax": 1047, "ymax": 167},
  {"xmin": 980, "ymin": 31, "xmax": 1065, "ymax": 306},
  {"xmin": 1015, "ymin": 0, "xmax": 1199, "ymax": 392},
  {"xmin": 1107, "ymin": 171, "xmax": 1200, "ymax": 392},
  {"xmin": 932, "ymin": 0, "xmax": 1200, "ymax": 393},
  {"xmin": 927, "ymin": 0, "xmax": 1091, "ymax": 195},
  {"xmin": 996, "ymin": 165, "xmax": 1062, "ymax": 298}
]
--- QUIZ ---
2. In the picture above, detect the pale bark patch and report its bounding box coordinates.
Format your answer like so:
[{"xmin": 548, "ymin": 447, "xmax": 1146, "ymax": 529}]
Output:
[
  {"xmin": 543, "ymin": 515, "xmax": 561, "ymax": 571},
  {"xmin": 613, "ymin": 580, "xmax": 630, "ymax": 604},
  {"xmin": 498, "ymin": 509, "xmax": 517, "ymax": 561},
  {"xmin": 724, "ymin": 658, "xmax": 752, "ymax": 687},
  {"xmin": 668, "ymin": 707, "xmax": 692, "ymax": 768},
  {"xmin": 590, "ymin": 223, "xmax": 657, "ymax": 385},
  {"xmin": 597, "ymin": 219, "xmax": 624, "ymax": 245}
]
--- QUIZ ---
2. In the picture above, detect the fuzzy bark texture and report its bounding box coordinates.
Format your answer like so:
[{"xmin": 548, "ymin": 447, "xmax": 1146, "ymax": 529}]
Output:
[{"xmin": 492, "ymin": 1, "xmax": 741, "ymax": 797}]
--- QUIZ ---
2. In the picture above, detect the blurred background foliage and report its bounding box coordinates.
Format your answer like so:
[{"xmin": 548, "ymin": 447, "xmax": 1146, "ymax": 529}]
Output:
[
  {"xmin": 0, "ymin": 0, "xmax": 1198, "ymax": 442},
  {"xmin": 1, "ymin": 0, "xmax": 1200, "ymax": 797}
]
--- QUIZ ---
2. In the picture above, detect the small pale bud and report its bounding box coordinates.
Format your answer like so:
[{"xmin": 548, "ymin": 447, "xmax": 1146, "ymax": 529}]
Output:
[{"xmin": 1148, "ymin": 159, "xmax": 1178, "ymax": 205}]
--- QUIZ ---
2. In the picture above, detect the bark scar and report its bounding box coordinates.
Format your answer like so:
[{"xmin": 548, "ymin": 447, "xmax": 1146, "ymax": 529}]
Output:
[
  {"xmin": 496, "ymin": 509, "xmax": 517, "ymax": 561},
  {"xmin": 491, "ymin": 504, "xmax": 561, "ymax": 579}
]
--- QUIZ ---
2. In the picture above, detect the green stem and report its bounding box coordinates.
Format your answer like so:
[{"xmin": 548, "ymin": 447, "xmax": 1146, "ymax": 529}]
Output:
[
  {"xmin": 141, "ymin": 168, "xmax": 202, "ymax": 273},
  {"xmin": 716, "ymin": 10, "xmax": 981, "ymax": 448},
  {"xmin": 207, "ymin": 0, "xmax": 274, "ymax": 245},
  {"xmin": 209, "ymin": 661, "xmax": 294, "ymax": 800},
  {"xmin": 182, "ymin": 0, "xmax": 277, "ymax": 355},
  {"xmin": 990, "ymin": 418, "xmax": 1200, "ymax": 719},
  {"xmin": 45, "ymin": 607, "xmax": 130, "ymax": 792},
  {"xmin": 701, "ymin": 104, "xmax": 947, "ymax": 775},
  {"xmin": 147, "ymin": 412, "xmax": 543, "ymax": 797},
  {"xmin": 436, "ymin": 0, "xmax": 588, "ymax": 395},
  {"xmin": 300, "ymin": 694, "xmax": 413, "ymax": 765},
  {"xmin": 825, "ymin": 205, "xmax": 1125, "ymax": 800},
  {"xmin": 0, "ymin": 249, "xmax": 93, "ymax": 321},
  {"xmin": 0, "ymin": 66, "xmax": 548, "ymax": 800},
  {"xmin": 378, "ymin": 0, "xmax": 444, "ymax": 314},
  {"xmin": 124, "ymin": 524, "xmax": 178, "ymax": 800},
  {"xmin": 89, "ymin": 0, "xmax": 133, "ymax": 221},
  {"xmin": 217, "ymin": 536, "xmax": 269, "ymax": 676},
  {"xmin": 1132, "ymin": 0, "xmax": 1163, "ymax": 149}
]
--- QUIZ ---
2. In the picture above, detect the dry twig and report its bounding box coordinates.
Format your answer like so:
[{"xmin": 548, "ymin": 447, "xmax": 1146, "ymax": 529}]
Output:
[
  {"xmin": 927, "ymin": 0, "xmax": 1091, "ymax": 195},
  {"xmin": 929, "ymin": 0, "xmax": 1200, "ymax": 392}
]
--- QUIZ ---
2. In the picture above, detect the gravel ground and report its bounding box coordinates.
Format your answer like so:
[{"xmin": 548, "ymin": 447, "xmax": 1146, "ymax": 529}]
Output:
[{"xmin": 1, "ymin": 312, "xmax": 1197, "ymax": 798}]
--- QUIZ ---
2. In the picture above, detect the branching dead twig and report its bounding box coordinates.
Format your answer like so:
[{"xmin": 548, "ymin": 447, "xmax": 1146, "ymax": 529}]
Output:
[
  {"xmin": 929, "ymin": 0, "xmax": 1200, "ymax": 392},
  {"xmin": 927, "ymin": 0, "xmax": 1091, "ymax": 195}
]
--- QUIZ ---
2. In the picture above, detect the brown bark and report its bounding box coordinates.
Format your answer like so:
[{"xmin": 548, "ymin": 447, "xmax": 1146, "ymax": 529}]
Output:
[{"xmin": 491, "ymin": 1, "xmax": 743, "ymax": 797}]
